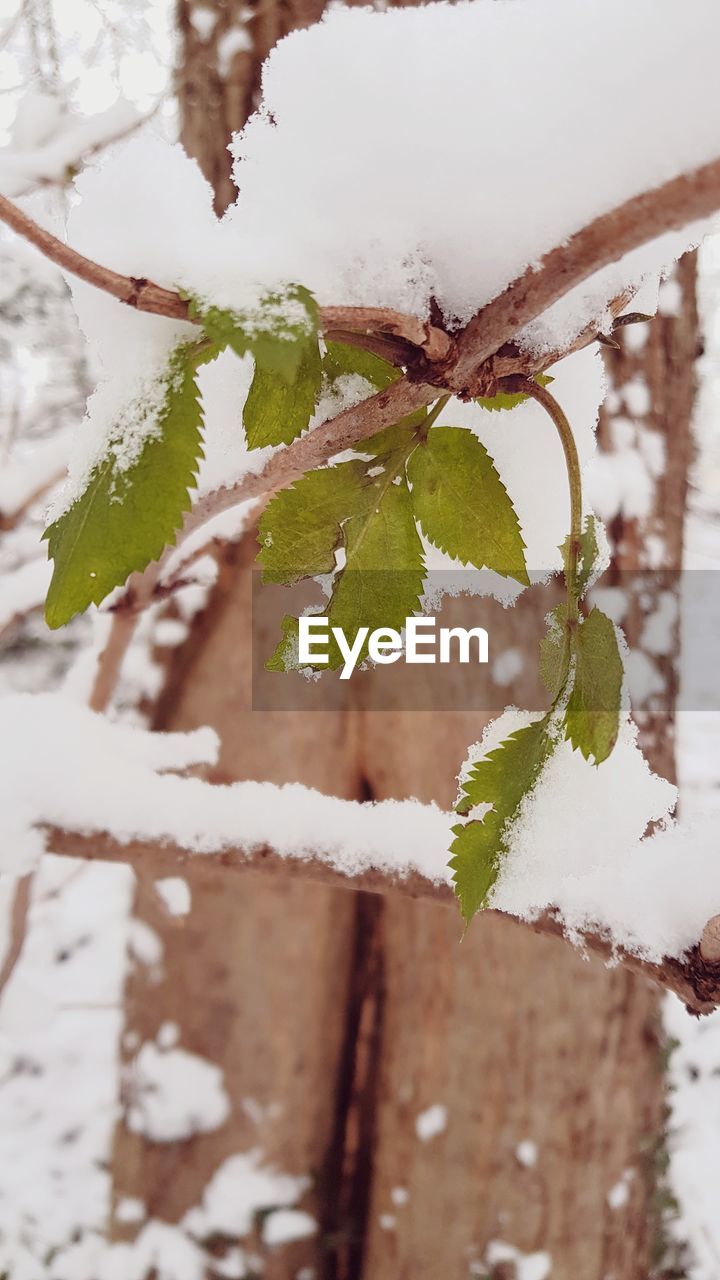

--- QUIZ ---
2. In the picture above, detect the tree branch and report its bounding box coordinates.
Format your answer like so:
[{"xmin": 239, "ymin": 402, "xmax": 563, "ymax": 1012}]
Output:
[
  {"xmin": 4, "ymin": 152, "xmax": 720, "ymax": 377},
  {"xmin": 442, "ymin": 156, "xmax": 720, "ymax": 394},
  {"xmin": 0, "ymin": 195, "xmax": 450, "ymax": 359},
  {"xmin": 45, "ymin": 824, "xmax": 720, "ymax": 1017}
]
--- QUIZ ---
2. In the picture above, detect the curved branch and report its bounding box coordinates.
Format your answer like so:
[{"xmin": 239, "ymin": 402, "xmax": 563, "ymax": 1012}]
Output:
[
  {"xmin": 182, "ymin": 375, "xmax": 438, "ymax": 540},
  {"xmin": 0, "ymin": 195, "xmax": 450, "ymax": 358},
  {"xmin": 0, "ymin": 194, "xmax": 192, "ymax": 319},
  {"xmin": 445, "ymin": 156, "xmax": 720, "ymax": 393},
  {"xmin": 4, "ymin": 153, "xmax": 720, "ymax": 377},
  {"xmin": 45, "ymin": 823, "xmax": 720, "ymax": 1017}
]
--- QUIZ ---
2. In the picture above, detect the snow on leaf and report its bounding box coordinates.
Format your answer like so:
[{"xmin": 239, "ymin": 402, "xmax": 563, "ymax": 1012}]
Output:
[
  {"xmin": 43, "ymin": 341, "xmax": 210, "ymax": 629},
  {"xmin": 193, "ymin": 284, "xmax": 322, "ymax": 447},
  {"xmin": 451, "ymin": 716, "xmax": 557, "ymax": 922},
  {"xmin": 407, "ymin": 426, "xmax": 529, "ymax": 586}
]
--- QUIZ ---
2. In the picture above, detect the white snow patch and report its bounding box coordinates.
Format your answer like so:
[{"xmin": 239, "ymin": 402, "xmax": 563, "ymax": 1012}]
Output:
[
  {"xmin": 126, "ymin": 1042, "xmax": 230, "ymax": 1142},
  {"xmin": 415, "ymin": 1103, "xmax": 447, "ymax": 1142},
  {"xmin": 262, "ymin": 1208, "xmax": 317, "ymax": 1246},
  {"xmin": 486, "ymin": 1240, "xmax": 552, "ymax": 1280},
  {"xmin": 155, "ymin": 877, "xmax": 192, "ymax": 917},
  {"xmin": 182, "ymin": 1150, "xmax": 308, "ymax": 1240},
  {"xmin": 516, "ymin": 1140, "xmax": 538, "ymax": 1169}
]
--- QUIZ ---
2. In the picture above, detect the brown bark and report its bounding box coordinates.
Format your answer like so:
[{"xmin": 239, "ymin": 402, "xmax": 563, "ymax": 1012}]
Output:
[
  {"xmin": 108, "ymin": 5, "xmax": 698, "ymax": 1279},
  {"xmin": 176, "ymin": 0, "xmax": 325, "ymax": 213},
  {"xmin": 598, "ymin": 253, "xmax": 699, "ymax": 782}
]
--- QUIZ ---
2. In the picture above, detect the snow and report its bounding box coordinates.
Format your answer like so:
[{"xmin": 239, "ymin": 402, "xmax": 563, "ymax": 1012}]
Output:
[
  {"xmin": 0, "ymin": 857, "xmax": 133, "ymax": 1277},
  {"xmin": 0, "ymin": 97, "xmax": 142, "ymax": 198},
  {"xmin": 0, "ymin": 557, "xmax": 50, "ymax": 631},
  {"xmin": 0, "ymin": 692, "xmax": 219, "ymax": 874},
  {"xmin": 486, "ymin": 1241, "xmax": 552, "ymax": 1280},
  {"xmin": 228, "ymin": 0, "xmax": 719, "ymax": 328},
  {"xmin": 0, "ymin": 428, "xmax": 72, "ymax": 518},
  {"xmin": 607, "ymin": 1169, "xmax": 634, "ymax": 1210},
  {"xmin": 415, "ymin": 1103, "xmax": 447, "ymax": 1142},
  {"xmin": 126, "ymin": 1041, "xmax": 230, "ymax": 1142},
  {"xmin": 623, "ymin": 377, "xmax": 651, "ymax": 419},
  {"xmin": 584, "ymin": 446, "xmax": 654, "ymax": 523},
  {"xmin": 181, "ymin": 1149, "xmax": 308, "ymax": 1240},
  {"xmin": 664, "ymin": 993, "xmax": 720, "ymax": 1278},
  {"xmin": 262, "ymin": 1208, "xmax": 317, "ymax": 1246},
  {"xmin": 488, "ymin": 716, "xmax": 696, "ymax": 962},
  {"xmin": 217, "ymin": 27, "xmax": 253, "ymax": 77},
  {"xmin": 154, "ymin": 876, "xmax": 191, "ymax": 916},
  {"xmin": 3, "ymin": 687, "xmax": 720, "ymax": 963},
  {"xmin": 0, "ymin": 691, "xmax": 455, "ymax": 884},
  {"xmin": 189, "ymin": 7, "xmax": 217, "ymax": 41},
  {"xmin": 115, "ymin": 1197, "xmax": 146, "ymax": 1225},
  {"xmin": 492, "ymin": 648, "xmax": 524, "ymax": 687},
  {"xmin": 516, "ymin": 1140, "xmax": 538, "ymax": 1169},
  {"xmin": 51, "ymin": 0, "xmax": 720, "ymax": 551}
]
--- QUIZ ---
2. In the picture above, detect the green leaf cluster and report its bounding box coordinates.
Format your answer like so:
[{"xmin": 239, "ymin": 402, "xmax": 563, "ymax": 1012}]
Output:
[
  {"xmin": 260, "ymin": 397, "xmax": 529, "ymax": 672},
  {"xmin": 44, "ymin": 284, "xmax": 328, "ymax": 627}
]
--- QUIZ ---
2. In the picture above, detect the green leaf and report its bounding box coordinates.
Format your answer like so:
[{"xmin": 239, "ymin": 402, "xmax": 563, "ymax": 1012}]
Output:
[
  {"xmin": 475, "ymin": 372, "xmax": 553, "ymax": 412},
  {"xmin": 363, "ymin": 417, "xmax": 426, "ymax": 458},
  {"xmin": 258, "ymin": 460, "xmax": 373, "ymax": 585},
  {"xmin": 194, "ymin": 285, "xmax": 317, "ymax": 377},
  {"xmin": 194, "ymin": 285, "xmax": 323, "ymax": 448},
  {"xmin": 561, "ymin": 514, "xmax": 600, "ymax": 600},
  {"xmin": 539, "ymin": 604, "xmax": 571, "ymax": 698},
  {"xmin": 266, "ymin": 614, "xmax": 303, "ymax": 672},
  {"xmin": 407, "ymin": 426, "xmax": 529, "ymax": 585},
  {"xmin": 44, "ymin": 342, "xmax": 209, "ymax": 629},
  {"xmin": 323, "ymin": 341, "xmax": 398, "ymax": 390},
  {"xmin": 269, "ymin": 468, "xmax": 426, "ymax": 673},
  {"xmin": 244, "ymin": 339, "xmax": 322, "ymax": 448},
  {"xmin": 325, "ymin": 477, "xmax": 425, "ymax": 664},
  {"xmin": 451, "ymin": 715, "xmax": 556, "ymax": 921},
  {"xmin": 565, "ymin": 607, "xmax": 623, "ymax": 764}
]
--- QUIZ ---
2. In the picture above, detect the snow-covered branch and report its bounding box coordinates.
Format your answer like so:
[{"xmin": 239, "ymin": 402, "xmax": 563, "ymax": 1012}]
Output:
[
  {"xmin": 0, "ymin": 196, "xmax": 451, "ymax": 360},
  {"xmin": 45, "ymin": 821, "xmax": 720, "ymax": 1018}
]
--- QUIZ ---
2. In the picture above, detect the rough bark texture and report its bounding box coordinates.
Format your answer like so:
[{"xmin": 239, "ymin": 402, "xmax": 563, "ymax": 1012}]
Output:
[
  {"xmin": 597, "ymin": 254, "xmax": 699, "ymax": 783},
  {"xmin": 108, "ymin": 5, "xmax": 699, "ymax": 1277}
]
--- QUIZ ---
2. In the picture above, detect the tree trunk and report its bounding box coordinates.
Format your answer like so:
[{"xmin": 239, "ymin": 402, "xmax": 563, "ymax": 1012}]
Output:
[{"xmin": 109, "ymin": 6, "xmax": 699, "ymax": 1277}]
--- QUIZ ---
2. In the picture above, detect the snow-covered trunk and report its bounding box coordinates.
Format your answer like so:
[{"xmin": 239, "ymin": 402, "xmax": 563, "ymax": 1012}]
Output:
[
  {"xmin": 595, "ymin": 254, "xmax": 698, "ymax": 785},
  {"xmin": 107, "ymin": 7, "xmax": 699, "ymax": 1279}
]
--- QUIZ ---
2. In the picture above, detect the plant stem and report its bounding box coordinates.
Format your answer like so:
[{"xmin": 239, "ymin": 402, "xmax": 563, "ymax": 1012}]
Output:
[{"xmin": 499, "ymin": 375, "xmax": 583, "ymax": 616}]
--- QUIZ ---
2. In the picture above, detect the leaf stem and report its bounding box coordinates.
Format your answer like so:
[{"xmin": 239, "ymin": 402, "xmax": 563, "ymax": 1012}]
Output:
[
  {"xmin": 420, "ymin": 393, "xmax": 450, "ymax": 435},
  {"xmin": 499, "ymin": 375, "xmax": 583, "ymax": 616}
]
